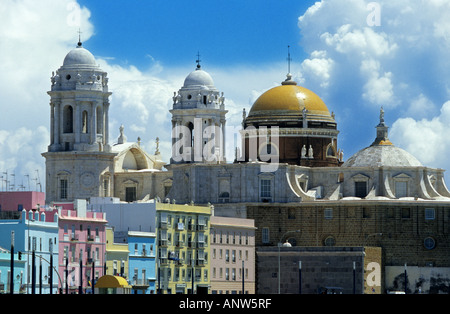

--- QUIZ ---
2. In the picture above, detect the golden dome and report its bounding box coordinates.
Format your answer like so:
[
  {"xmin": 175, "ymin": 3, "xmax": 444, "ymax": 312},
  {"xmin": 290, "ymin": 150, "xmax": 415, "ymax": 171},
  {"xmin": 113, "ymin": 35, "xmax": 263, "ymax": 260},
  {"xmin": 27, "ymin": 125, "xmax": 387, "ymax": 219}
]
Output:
[{"xmin": 246, "ymin": 76, "xmax": 334, "ymax": 124}]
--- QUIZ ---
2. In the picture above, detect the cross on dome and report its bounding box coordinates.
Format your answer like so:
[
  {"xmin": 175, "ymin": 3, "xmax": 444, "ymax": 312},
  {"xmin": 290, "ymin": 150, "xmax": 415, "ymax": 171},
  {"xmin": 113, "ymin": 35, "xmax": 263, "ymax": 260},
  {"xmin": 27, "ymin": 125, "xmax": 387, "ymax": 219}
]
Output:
[
  {"xmin": 196, "ymin": 51, "xmax": 202, "ymax": 69},
  {"xmin": 77, "ymin": 29, "xmax": 83, "ymax": 47}
]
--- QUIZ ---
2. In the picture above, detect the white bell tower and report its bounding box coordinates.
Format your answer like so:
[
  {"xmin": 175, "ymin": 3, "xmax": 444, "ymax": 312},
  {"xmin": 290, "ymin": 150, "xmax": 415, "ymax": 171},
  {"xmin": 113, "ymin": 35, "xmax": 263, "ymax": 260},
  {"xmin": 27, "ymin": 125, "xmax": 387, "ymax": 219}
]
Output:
[
  {"xmin": 42, "ymin": 40, "xmax": 116, "ymax": 203},
  {"xmin": 47, "ymin": 40, "xmax": 111, "ymax": 153},
  {"xmin": 170, "ymin": 58, "xmax": 228, "ymax": 164}
]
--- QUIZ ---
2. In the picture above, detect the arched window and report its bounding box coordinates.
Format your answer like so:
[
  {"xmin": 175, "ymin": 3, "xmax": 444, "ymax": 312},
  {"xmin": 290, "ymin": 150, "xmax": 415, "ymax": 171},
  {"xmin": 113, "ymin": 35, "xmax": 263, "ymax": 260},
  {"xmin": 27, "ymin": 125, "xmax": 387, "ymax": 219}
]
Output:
[
  {"xmin": 82, "ymin": 111, "xmax": 88, "ymax": 133},
  {"xmin": 63, "ymin": 105, "xmax": 73, "ymax": 133},
  {"xmin": 187, "ymin": 122, "xmax": 194, "ymax": 149}
]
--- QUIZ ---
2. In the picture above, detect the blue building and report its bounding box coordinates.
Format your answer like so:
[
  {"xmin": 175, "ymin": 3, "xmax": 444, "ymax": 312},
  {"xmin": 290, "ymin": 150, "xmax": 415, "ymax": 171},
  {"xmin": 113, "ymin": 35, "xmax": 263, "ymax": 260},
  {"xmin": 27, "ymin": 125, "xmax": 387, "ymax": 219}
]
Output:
[
  {"xmin": 127, "ymin": 231, "xmax": 156, "ymax": 294},
  {"xmin": 0, "ymin": 209, "xmax": 59, "ymax": 294},
  {"xmin": 0, "ymin": 247, "xmax": 26, "ymax": 293}
]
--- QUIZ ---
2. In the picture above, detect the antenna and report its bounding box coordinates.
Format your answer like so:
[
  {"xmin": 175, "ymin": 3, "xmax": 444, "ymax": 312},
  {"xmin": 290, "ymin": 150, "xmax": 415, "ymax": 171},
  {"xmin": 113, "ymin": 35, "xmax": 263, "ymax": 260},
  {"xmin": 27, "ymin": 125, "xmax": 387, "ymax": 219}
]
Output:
[
  {"xmin": 287, "ymin": 45, "xmax": 292, "ymax": 74},
  {"xmin": 35, "ymin": 169, "xmax": 42, "ymax": 192}
]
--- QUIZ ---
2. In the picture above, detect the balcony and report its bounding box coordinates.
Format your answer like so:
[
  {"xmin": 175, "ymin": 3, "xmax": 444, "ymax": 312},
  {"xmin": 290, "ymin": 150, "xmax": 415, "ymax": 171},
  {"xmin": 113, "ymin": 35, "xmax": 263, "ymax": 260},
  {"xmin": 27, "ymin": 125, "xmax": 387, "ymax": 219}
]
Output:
[
  {"xmin": 159, "ymin": 239, "xmax": 168, "ymax": 247},
  {"xmin": 197, "ymin": 224, "xmax": 205, "ymax": 231},
  {"xmin": 175, "ymin": 241, "xmax": 184, "ymax": 248},
  {"xmin": 196, "ymin": 259, "xmax": 205, "ymax": 266}
]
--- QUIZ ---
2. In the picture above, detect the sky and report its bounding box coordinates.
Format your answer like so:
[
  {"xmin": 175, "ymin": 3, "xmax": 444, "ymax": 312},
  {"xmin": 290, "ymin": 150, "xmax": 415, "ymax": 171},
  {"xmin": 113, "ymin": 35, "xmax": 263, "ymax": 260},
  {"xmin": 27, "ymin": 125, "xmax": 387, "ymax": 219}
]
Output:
[{"xmin": 1, "ymin": 0, "xmax": 450, "ymax": 191}]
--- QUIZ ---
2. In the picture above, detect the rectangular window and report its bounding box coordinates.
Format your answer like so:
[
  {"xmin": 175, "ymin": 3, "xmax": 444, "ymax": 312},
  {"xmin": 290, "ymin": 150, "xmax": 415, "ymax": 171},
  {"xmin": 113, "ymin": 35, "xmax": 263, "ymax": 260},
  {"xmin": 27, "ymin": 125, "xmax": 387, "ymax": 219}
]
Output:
[
  {"xmin": 60, "ymin": 179, "xmax": 68, "ymax": 199},
  {"xmin": 425, "ymin": 208, "xmax": 435, "ymax": 220},
  {"xmin": 103, "ymin": 179, "xmax": 109, "ymax": 197},
  {"xmin": 260, "ymin": 179, "xmax": 271, "ymax": 198},
  {"xmin": 354, "ymin": 181, "xmax": 367, "ymax": 198},
  {"xmin": 395, "ymin": 181, "xmax": 408, "ymax": 198},
  {"xmin": 288, "ymin": 208, "xmax": 296, "ymax": 219},
  {"xmin": 262, "ymin": 227, "xmax": 270, "ymax": 244},
  {"xmin": 125, "ymin": 187, "xmax": 136, "ymax": 202},
  {"xmin": 324, "ymin": 208, "xmax": 333, "ymax": 219},
  {"xmin": 402, "ymin": 208, "xmax": 411, "ymax": 219}
]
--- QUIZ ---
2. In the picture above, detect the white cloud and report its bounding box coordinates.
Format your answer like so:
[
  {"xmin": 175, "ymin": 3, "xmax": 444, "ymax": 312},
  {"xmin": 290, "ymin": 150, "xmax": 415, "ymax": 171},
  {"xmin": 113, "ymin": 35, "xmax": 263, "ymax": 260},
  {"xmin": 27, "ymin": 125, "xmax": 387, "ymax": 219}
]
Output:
[
  {"xmin": 360, "ymin": 58, "xmax": 396, "ymax": 106},
  {"xmin": 297, "ymin": 0, "xmax": 450, "ymax": 180},
  {"xmin": 391, "ymin": 101, "xmax": 450, "ymax": 167},
  {"xmin": 299, "ymin": 50, "xmax": 334, "ymax": 88},
  {"xmin": 0, "ymin": 0, "xmax": 93, "ymax": 188},
  {"xmin": 321, "ymin": 25, "xmax": 397, "ymax": 57}
]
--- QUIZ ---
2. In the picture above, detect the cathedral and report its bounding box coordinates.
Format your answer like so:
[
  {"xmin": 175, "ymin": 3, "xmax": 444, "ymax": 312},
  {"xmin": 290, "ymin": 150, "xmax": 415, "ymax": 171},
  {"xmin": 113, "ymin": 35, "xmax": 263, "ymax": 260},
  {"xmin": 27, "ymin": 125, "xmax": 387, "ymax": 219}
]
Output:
[{"xmin": 42, "ymin": 42, "xmax": 450, "ymax": 293}]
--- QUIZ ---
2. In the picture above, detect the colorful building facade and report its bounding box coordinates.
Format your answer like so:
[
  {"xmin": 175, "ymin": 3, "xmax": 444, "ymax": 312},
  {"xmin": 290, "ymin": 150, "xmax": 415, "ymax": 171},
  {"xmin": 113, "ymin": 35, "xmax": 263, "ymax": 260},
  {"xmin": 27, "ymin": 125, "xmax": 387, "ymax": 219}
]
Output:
[
  {"xmin": 0, "ymin": 209, "xmax": 59, "ymax": 294},
  {"xmin": 156, "ymin": 202, "xmax": 212, "ymax": 294},
  {"xmin": 58, "ymin": 200, "xmax": 107, "ymax": 294},
  {"xmin": 210, "ymin": 216, "xmax": 256, "ymax": 294},
  {"xmin": 128, "ymin": 231, "xmax": 156, "ymax": 294},
  {"xmin": 104, "ymin": 227, "xmax": 129, "ymax": 279},
  {"xmin": 0, "ymin": 191, "xmax": 45, "ymax": 212}
]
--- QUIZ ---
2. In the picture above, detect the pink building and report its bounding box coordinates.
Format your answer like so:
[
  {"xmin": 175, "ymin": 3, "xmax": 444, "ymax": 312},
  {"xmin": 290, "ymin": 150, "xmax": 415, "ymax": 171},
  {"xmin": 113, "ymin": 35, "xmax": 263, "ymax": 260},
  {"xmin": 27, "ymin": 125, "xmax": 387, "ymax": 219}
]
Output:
[
  {"xmin": 57, "ymin": 200, "xmax": 107, "ymax": 294},
  {"xmin": 0, "ymin": 191, "xmax": 45, "ymax": 211},
  {"xmin": 210, "ymin": 216, "xmax": 256, "ymax": 294}
]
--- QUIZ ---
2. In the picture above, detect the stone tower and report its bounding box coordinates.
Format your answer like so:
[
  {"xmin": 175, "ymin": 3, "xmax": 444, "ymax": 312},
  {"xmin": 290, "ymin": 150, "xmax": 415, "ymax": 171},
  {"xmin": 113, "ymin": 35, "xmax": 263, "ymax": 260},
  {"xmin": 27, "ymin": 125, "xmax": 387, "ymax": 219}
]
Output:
[
  {"xmin": 42, "ymin": 41, "xmax": 116, "ymax": 203},
  {"xmin": 170, "ymin": 60, "xmax": 227, "ymax": 164}
]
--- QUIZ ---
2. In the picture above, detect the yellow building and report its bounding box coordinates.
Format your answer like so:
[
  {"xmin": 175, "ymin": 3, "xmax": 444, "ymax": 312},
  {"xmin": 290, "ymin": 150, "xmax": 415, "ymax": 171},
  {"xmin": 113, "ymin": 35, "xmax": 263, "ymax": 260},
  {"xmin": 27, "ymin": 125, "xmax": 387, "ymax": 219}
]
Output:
[
  {"xmin": 156, "ymin": 202, "xmax": 212, "ymax": 294},
  {"xmin": 105, "ymin": 227, "xmax": 130, "ymax": 279}
]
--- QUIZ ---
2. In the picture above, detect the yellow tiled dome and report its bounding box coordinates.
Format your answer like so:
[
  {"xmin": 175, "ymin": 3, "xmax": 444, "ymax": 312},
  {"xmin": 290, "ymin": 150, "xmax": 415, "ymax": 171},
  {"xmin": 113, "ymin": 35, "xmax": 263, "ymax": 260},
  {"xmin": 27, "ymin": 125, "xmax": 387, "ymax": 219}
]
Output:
[{"xmin": 246, "ymin": 76, "xmax": 334, "ymax": 124}]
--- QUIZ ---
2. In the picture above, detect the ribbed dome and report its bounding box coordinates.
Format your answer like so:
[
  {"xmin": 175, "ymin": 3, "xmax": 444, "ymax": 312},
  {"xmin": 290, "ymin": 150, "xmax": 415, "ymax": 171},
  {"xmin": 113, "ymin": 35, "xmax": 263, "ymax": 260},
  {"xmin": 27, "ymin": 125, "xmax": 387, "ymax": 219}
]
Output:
[
  {"xmin": 247, "ymin": 75, "xmax": 334, "ymax": 124},
  {"xmin": 342, "ymin": 107, "xmax": 422, "ymax": 168},
  {"xmin": 183, "ymin": 68, "xmax": 215, "ymax": 88},
  {"xmin": 342, "ymin": 145, "xmax": 422, "ymax": 168},
  {"xmin": 63, "ymin": 45, "xmax": 97, "ymax": 67}
]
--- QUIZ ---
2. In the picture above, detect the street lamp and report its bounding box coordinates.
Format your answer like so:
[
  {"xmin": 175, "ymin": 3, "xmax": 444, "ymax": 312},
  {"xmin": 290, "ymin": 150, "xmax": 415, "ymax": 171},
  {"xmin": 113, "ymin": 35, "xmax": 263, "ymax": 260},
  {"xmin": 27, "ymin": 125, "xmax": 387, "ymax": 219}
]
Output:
[{"xmin": 278, "ymin": 230, "xmax": 300, "ymax": 294}]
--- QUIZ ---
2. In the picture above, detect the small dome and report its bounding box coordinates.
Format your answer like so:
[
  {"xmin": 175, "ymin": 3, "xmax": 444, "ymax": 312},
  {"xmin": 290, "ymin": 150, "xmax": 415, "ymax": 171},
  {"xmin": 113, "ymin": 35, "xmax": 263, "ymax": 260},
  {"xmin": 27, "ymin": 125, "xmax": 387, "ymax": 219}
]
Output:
[
  {"xmin": 247, "ymin": 76, "xmax": 334, "ymax": 124},
  {"xmin": 183, "ymin": 68, "xmax": 215, "ymax": 88},
  {"xmin": 343, "ymin": 107, "xmax": 422, "ymax": 168},
  {"xmin": 63, "ymin": 44, "xmax": 97, "ymax": 67},
  {"xmin": 342, "ymin": 145, "xmax": 422, "ymax": 168}
]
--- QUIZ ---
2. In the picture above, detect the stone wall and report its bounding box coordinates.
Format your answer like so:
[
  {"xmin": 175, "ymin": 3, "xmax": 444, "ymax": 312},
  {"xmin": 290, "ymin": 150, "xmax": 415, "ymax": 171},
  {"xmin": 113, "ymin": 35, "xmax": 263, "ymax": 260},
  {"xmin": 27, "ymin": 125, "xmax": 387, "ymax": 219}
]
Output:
[{"xmin": 257, "ymin": 246, "xmax": 374, "ymax": 294}]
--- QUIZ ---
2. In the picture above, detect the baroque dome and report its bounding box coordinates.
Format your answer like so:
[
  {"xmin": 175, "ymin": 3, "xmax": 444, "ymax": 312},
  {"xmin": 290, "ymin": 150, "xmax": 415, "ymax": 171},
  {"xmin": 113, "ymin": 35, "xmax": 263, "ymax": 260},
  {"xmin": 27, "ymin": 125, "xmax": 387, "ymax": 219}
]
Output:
[
  {"xmin": 246, "ymin": 74, "xmax": 334, "ymax": 124},
  {"xmin": 342, "ymin": 107, "xmax": 422, "ymax": 168},
  {"xmin": 342, "ymin": 145, "xmax": 423, "ymax": 168},
  {"xmin": 63, "ymin": 43, "xmax": 97, "ymax": 67},
  {"xmin": 183, "ymin": 67, "xmax": 215, "ymax": 88}
]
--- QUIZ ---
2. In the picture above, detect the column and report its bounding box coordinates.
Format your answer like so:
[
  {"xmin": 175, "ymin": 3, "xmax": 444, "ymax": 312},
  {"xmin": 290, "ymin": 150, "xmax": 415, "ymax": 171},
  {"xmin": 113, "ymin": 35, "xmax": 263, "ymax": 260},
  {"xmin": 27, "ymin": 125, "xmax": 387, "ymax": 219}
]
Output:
[
  {"xmin": 75, "ymin": 101, "xmax": 81, "ymax": 144},
  {"xmin": 50, "ymin": 102, "xmax": 54, "ymax": 145},
  {"xmin": 54, "ymin": 102, "xmax": 60, "ymax": 146},
  {"xmin": 221, "ymin": 118, "xmax": 226, "ymax": 162},
  {"xmin": 90, "ymin": 102, "xmax": 97, "ymax": 145},
  {"xmin": 194, "ymin": 117, "xmax": 203, "ymax": 162},
  {"xmin": 104, "ymin": 102, "xmax": 109, "ymax": 146}
]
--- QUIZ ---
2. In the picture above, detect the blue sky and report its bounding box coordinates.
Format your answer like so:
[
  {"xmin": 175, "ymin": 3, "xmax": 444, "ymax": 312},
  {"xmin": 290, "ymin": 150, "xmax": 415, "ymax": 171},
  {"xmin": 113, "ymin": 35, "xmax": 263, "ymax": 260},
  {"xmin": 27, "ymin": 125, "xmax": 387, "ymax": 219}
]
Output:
[
  {"xmin": 1, "ymin": 0, "xmax": 450, "ymax": 189},
  {"xmin": 78, "ymin": 0, "xmax": 314, "ymax": 68}
]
